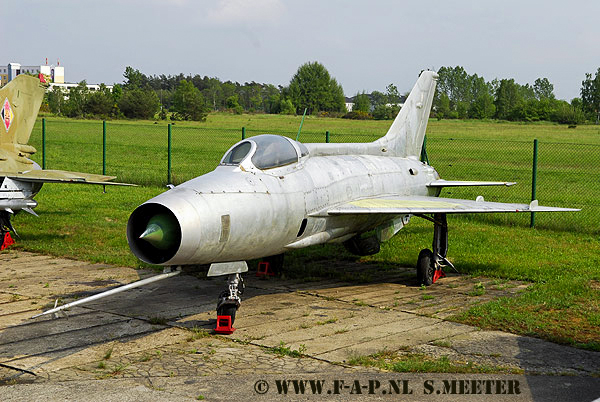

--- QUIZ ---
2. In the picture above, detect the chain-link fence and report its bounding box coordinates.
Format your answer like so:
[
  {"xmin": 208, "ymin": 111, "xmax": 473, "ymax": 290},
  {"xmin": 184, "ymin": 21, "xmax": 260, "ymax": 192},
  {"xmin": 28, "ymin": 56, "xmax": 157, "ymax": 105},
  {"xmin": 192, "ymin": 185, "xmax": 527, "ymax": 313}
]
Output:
[
  {"xmin": 426, "ymin": 138, "xmax": 599, "ymax": 234},
  {"xmin": 28, "ymin": 119, "xmax": 599, "ymax": 234}
]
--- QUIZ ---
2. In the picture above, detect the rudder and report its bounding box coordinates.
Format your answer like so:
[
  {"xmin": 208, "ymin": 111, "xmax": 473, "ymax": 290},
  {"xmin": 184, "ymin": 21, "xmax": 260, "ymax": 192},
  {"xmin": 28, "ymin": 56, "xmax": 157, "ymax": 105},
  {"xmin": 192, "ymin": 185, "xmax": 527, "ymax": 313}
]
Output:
[
  {"xmin": 374, "ymin": 70, "xmax": 438, "ymax": 158},
  {"xmin": 0, "ymin": 75, "xmax": 46, "ymax": 152}
]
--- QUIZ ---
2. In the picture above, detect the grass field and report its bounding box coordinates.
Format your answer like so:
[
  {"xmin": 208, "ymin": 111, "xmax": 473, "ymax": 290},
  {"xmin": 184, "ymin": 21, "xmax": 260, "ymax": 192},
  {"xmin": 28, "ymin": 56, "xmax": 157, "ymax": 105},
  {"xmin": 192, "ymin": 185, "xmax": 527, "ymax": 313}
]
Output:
[
  {"xmin": 30, "ymin": 115, "xmax": 600, "ymax": 233},
  {"xmin": 10, "ymin": 114, "xmax": 600, "ymax": 352}
]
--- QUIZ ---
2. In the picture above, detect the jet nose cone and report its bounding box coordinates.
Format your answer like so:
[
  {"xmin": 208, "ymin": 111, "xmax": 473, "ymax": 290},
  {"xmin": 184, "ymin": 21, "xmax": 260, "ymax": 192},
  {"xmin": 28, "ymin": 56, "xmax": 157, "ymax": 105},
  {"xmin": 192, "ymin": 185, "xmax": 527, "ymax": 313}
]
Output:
[
  {"xmin": 139, "ymin": 223, "xmax": 163, "ymax": 242},
  {"xmin": 138, "ymin": 215, "xmax": 177, "ymax": 250},
  {"xmin": 128, "ymin": 204, "xmax": 182, "ymax": 264}
]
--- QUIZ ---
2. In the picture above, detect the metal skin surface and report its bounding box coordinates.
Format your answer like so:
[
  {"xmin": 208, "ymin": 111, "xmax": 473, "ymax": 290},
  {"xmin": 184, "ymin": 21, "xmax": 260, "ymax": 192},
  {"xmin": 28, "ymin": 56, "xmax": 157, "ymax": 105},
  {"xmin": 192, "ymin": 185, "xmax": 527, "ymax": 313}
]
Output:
[
  {"xmin": 127, "ymin": 70, "xmax": 577, "ymax": 270},
  {"xmin": 130, "ymin": 154, "xmax": 439, "ymax": 265},
  {"xmin": 127, "ymin": 68, "xmax": 441, "ymax": 265},
  {"xmin": 34, "ymin": 71, "xmax": 579, "ymax": 320}
]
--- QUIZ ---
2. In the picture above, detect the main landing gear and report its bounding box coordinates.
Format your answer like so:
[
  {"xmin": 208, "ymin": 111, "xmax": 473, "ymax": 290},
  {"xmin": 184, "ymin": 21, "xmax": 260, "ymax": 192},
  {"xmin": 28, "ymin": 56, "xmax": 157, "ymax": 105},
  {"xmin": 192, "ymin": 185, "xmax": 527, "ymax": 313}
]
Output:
[
  {"xmin": 416, "ymin": 213, "xmax": 457, "ymax": 286},
  {"xmin": 215, "ymin": 273, "xmax": 244, "ymax": 334}
]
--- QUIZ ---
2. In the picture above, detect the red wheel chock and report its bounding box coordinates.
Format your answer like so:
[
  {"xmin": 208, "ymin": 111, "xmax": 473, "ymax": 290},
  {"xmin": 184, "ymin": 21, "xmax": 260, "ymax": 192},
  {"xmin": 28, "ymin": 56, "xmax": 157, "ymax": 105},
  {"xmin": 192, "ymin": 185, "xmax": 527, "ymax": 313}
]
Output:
[
  {"xmin": 432, "ymin": 268, "xmax": 446, "ymax": 284},
  {"xmin": 256, "ymin": 261, "xmax": 274, "ymax": 277},
  {"xmin": 1, "ymin": 232, "xmax": 14, "ymax": 250},
  {"xmin": 215, "ymin": 315, "xmax": 235, "ymax": 334}
]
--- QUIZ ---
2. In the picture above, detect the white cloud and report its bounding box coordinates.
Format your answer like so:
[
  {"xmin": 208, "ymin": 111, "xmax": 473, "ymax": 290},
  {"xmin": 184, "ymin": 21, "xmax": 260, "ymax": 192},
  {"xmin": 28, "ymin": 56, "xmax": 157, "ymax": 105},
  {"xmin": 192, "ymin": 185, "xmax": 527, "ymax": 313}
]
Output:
[{"xmin": 207, "ymin": 0, "xmax": 285, "ymax": 26}]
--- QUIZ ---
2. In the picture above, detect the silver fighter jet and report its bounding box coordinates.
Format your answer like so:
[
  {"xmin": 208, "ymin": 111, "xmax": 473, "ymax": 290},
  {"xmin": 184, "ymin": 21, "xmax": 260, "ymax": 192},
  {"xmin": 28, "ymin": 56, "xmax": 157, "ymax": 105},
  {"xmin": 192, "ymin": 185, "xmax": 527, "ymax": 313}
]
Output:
[
  {"xmin": 125, "ymin": 70, "xmax": 577, "ymax": 325},
  {"xmin": 37, "ymin": 71, "xmax": 577, "ymax": 327}
]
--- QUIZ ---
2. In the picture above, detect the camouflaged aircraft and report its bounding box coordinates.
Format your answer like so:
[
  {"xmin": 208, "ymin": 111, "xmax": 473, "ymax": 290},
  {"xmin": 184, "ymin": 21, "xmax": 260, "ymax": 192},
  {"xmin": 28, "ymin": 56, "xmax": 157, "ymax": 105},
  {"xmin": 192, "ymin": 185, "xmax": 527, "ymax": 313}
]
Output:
[
  {"xmin": 36, "ymin": 71, "xmax": 578, "ymax": 331},
  {"xmin": 0, "ymin": 74, "xmax": 131, "ymax": 249}
]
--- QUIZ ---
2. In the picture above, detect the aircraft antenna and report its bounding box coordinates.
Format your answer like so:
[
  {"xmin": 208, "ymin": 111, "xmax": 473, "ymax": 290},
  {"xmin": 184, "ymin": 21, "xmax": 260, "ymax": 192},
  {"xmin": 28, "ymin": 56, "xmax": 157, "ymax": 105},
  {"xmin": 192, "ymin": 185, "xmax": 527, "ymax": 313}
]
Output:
[{"xmin": 295, "ymin": 108, "xmax": 307, "ymax": 141}]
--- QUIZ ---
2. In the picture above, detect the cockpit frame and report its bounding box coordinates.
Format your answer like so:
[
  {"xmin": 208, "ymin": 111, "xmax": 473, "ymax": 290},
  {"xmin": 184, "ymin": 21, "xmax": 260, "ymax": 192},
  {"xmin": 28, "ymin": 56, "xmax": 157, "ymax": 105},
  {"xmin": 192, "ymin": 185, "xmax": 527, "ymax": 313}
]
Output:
[{"xmin": 219, "ymin": 134, "xmax": 309, "ymax": 172}]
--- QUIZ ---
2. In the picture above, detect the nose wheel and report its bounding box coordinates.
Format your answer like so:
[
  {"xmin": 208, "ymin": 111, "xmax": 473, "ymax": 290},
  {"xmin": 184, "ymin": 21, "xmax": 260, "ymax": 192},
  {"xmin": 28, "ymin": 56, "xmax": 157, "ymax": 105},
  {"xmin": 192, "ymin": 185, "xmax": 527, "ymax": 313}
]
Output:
[
  {"xmin": 217, "ymin": 302, "xmax": 237, "ymax": 325},
  {"xmin": 215, "ymin": 273, "xmax": 243, "ymax": 333}
]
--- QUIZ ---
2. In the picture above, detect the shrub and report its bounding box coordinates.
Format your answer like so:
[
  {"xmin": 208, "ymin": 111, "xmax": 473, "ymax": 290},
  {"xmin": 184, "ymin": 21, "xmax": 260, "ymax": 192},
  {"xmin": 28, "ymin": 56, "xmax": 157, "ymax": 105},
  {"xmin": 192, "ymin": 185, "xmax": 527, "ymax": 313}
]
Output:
[{"xmin": 343, "ymin": 110, "xmax": 373, "ymax": 120}]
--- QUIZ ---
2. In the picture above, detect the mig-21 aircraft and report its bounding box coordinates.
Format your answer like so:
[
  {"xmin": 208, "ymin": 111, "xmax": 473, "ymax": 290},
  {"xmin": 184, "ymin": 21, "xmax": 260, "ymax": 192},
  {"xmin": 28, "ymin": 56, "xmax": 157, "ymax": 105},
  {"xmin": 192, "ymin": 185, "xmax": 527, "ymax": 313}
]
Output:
[
  {"xmin": 0, "ymin": 74, "xmax": 132, "ymax": 249},
  {"xmin": 36, "ymin": 71, "xmax": 578, "ymax": 330}
]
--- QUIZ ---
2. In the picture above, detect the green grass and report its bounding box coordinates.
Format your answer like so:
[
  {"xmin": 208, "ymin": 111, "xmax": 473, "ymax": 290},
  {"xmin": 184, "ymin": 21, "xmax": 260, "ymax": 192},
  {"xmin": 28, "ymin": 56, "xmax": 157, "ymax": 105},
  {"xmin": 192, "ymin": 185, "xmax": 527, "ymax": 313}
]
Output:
[
  {"xmin": 348, "ymin": 350, "xmax": 521, "ymax": 374},
  {"xmin": 363, "ymin": 218, "xmax": 600, "ymax": 350},
  {"xmin": 11, "ymin": 113, "xmax": 600, "ymax": 352},
  {"xmin": 29, "ymin": 116, "xmax": 600, "ymax": 233},
  {"xmin": 148, "ymin": 316, "xmax": 168, "ymax": 325},
  {"xmin": 13, "ymin": 184, "xmax": 162, "ymax": 268},
  {"xmin": 270, "ymin": 341, "xmax": 307, "ymax": 358}
]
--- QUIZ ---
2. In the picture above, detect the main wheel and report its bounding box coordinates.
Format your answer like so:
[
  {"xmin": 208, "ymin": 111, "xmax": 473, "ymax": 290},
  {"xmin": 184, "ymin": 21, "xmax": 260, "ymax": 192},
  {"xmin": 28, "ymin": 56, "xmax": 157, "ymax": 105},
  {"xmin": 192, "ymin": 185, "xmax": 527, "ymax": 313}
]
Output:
[
  {"xmin": 217, "ymin": 304, "xmax": 237, "ymax": 325},
  {"xmin": 417, "ymin": 248, "xmax": 435, "ymax": 286}
]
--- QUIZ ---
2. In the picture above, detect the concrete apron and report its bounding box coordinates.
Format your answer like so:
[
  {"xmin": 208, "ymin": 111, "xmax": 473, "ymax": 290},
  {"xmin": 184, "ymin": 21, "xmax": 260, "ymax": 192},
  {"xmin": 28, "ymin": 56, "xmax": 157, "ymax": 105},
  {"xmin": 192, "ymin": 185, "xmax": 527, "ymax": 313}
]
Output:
[{"xmin": 1, "ymin": 250, "xmax": 599, "ymax": 399}]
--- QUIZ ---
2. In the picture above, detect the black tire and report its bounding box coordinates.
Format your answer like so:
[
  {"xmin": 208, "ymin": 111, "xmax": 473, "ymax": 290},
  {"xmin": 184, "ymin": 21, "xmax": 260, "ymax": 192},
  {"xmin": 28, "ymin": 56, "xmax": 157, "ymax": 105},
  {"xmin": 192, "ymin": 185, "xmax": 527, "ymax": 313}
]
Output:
[
  {"xmin": 217, "ymin": 304, "xmax": 237, "ymax": 326},
  {"xmin": 417, "ymin": 248, "xmax": 435, "ymax": 286}
]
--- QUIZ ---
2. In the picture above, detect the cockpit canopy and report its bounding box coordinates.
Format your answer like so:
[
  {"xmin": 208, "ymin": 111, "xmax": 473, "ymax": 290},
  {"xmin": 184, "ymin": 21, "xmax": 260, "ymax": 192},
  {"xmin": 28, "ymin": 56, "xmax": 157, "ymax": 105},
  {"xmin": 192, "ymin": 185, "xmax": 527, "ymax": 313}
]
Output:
[{"xmin": 220, "ymin": 134, "xmax": 308, "ymax": 170}]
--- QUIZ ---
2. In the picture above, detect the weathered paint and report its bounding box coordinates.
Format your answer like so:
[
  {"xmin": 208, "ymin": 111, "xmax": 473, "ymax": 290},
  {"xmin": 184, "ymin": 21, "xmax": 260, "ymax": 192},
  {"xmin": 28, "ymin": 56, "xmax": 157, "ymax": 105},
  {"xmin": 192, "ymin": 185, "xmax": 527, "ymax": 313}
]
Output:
[
  {"xmin": 127, "ymin": 71, "xmax": 577, "ymax": 268},
  {"xmin": 0, "ymin": 75, "xmax": 132, "ymax": 234}
]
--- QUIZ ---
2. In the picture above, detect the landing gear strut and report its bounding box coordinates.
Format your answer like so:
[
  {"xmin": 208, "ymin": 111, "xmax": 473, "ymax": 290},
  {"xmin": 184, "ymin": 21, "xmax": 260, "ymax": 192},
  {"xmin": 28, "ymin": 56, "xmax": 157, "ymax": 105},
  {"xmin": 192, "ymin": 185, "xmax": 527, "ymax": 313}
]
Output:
[
  {"xmin": 416, "ymin": 213, "xmax": 457, "ymax": 286},
  {"xmin": 216, "ymin": 273, "xmax": 244, "ymax": 332}
]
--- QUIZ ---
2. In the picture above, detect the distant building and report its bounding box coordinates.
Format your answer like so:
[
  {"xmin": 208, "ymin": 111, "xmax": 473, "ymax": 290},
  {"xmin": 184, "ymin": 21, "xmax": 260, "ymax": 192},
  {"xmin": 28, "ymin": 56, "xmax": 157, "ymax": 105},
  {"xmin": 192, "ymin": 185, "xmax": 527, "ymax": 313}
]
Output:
[
  {"xmin": 345, "ymin": 97, "xmax": 354, "ymax": 112},
  {"xmin": 344, "ymin": 94, "xmax": 407, "ymax": 113},
  {"xmin": 1, "ymin": 62, "xmax": 64, "ymax": 86},
  {"xmin": 0, "ymin": 67, "xmax": 6, "ymax": 87},
  {"xmin": 49, "ymin": 82, "xmax": 113, "ymax": 92},
  {"xmin": 1, "ymin": 61, "xmax": 111, "ymax": 92}
]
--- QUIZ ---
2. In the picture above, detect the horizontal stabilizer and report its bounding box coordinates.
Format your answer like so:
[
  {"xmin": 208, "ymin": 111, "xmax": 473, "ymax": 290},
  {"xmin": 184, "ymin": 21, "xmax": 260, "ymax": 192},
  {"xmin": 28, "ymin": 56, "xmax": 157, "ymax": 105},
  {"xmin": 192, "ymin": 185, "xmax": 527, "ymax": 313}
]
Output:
[
  {"xmin": 5, "ymin": 169, "xmax": 135, "ymax": 186},
  {"xmin": 427, "ymin": 180, "xmax": 516, "ymax": 187},
  {"xmin": 319, "ymin": 195, "xmax": 580, "ymax": 216}
]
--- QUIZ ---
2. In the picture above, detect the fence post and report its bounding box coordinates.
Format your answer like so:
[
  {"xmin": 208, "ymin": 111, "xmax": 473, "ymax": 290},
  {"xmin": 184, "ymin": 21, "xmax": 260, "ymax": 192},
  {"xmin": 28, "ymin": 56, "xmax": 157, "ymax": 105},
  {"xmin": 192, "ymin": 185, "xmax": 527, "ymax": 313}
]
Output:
[
  {"xmin": 242, "ymin": 127, "xmax": 246, "ymax": 140},
  {"xmin": 326, "ymin": 131, "xmax": 330, "ymax": 143},
  {"xmin": 102, "ymin": 121, "xmax": 107, "ymax": 175},
  {"xmin": 102, "ymin": 121, "xmax": 107, "ymax": 192},
  {"xmin": 530, "ymin": 139, "xmax": 538, "ymax": 228},
  {"xmin": 42, "ymin": 118, "xmax": 46, "ymax": 169},
  {"xmin": 167, "ymin": 123, "xmax": 172, "ymax": 184}
]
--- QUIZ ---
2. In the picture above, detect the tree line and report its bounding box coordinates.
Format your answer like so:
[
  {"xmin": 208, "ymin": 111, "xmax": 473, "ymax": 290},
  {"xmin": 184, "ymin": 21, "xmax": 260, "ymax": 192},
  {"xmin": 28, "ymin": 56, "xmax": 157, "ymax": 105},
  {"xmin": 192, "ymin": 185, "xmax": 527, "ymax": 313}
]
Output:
[
  {"xmin": 432, "ymin": 66, "xmax": 600, "ymax": 125},
  {"xmin": 43, "ymin": 63, "xmax": 600, "ymax": 124},
  {"xmin": 45, "ymin": 62, "xmax": 346, "ymax": 121}
]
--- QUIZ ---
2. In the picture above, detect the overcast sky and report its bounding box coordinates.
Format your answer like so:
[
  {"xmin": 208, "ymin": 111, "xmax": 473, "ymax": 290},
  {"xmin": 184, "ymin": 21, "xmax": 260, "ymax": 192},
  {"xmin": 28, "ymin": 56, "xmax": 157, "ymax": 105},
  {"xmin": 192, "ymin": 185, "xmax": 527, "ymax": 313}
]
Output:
[{"xmin": 3, "ymin": 0, "xmax": 599, "ymax": 100}]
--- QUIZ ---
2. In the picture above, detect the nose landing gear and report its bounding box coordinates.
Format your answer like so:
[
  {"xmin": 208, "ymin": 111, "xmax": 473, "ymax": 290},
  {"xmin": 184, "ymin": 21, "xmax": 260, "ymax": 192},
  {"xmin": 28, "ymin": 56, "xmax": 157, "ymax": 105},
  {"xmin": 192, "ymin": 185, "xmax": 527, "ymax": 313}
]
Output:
[{"xmin": 215, "ymin": 273, "xmax": 244, "ymax": 334}]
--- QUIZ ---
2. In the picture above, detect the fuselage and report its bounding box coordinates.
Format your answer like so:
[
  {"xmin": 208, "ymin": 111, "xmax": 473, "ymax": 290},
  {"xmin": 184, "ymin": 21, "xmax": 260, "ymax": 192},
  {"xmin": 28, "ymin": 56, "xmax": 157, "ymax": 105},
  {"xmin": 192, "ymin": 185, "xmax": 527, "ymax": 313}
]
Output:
[
  {"xmin": 129, "ymin": 71, "xmax": 441, "ymax": 267},
  {"xmin": 0, "ymin": 158, "xmax": 43, "ymax": 213},
  {"xmin": 128, "ymin": 145, "xmax": 441, "ymax": 266}
]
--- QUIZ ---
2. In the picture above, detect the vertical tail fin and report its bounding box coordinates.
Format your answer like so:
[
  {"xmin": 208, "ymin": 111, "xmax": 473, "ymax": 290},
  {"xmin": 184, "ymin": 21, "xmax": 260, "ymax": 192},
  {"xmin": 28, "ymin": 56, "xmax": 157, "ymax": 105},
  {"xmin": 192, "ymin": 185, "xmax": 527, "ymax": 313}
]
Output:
[
  {"xmin": 0, "ymin": 75, "xmax": 46, "ymax": 154},
  {"xmin": 375, "ymin": 70, "xmax": 438, "ymax": 158}
]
